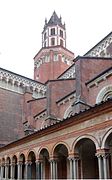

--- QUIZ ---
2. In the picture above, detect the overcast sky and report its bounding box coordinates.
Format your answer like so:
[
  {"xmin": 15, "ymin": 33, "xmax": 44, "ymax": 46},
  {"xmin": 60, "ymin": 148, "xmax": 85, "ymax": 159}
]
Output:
[{"xmin": 0, "ymin": 0, "xmax": 112, "ymax": 79}]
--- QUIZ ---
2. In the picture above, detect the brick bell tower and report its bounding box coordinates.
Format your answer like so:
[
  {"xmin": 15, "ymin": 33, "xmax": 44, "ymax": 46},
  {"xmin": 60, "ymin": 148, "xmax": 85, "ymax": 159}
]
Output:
[{"xmin": 34, "ymin": 11, "xmax": 74, "ymax": 83}]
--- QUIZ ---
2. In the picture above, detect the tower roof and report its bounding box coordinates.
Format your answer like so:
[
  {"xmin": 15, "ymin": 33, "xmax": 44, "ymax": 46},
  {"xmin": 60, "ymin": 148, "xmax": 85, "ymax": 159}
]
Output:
[{"xmin": 44, "ymin": 11, "xmax": 65, "ymax": 31}]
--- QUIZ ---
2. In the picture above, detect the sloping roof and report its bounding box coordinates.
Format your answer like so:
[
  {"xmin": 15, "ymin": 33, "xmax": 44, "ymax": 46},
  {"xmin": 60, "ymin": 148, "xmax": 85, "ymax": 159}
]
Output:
[
  {"xmin": 0, "ymin": 97, "xmax": 112, "ymax": 151},
  {"xmin": 44, "ymin": 11, "xmax": 65, "ymax": 30}
]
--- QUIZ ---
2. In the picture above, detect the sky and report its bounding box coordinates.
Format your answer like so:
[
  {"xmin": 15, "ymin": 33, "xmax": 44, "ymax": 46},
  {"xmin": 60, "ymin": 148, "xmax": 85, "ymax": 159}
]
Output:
[{"xmin": 0, "ymin": 0, "xmax": 112, "ymax": 79}]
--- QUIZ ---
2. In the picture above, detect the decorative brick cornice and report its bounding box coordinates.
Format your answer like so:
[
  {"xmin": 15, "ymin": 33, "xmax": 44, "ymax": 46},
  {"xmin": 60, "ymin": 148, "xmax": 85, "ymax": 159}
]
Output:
[
  {"xmin": 84, "ymin": 32, "xmax": 112, "ymax": 57},
  {"xmin": 58, "ymin": 64, "xmax": 75, "ymax": 79},
  {"xmin": 34, "ymin": 110, "xmax": 47, "ymax": 120},
  {"xmin": 0, "ymin": 68, "xmax": 46, "ymax": 96}
]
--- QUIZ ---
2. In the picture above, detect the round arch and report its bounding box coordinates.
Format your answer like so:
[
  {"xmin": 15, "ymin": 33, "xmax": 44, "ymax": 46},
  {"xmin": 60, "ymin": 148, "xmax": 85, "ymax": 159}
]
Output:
[
  {"xmin": 51, "ymin": 141, "xmax": 70, "ymax": 156},
  {"xmin": 96, "ymin": 85, "xmax": 112, "ymax": 103},
  {"xmin": 18, "ymin": 152, "xmax": 26, "ymax": 161},
  {"xmin": 38, "ymin": 146, "xmax": 50, "ymax": 158},
  {"xmin": 38, "ymin": 147, "xmax": 50, "ymax": 179},
  {"xmin": 52, "ymin": 142, "xmax": 70, "ymax": 179},
  {"xmin": 72, "ymin": 134, "xmax": 100, "ymax": 151},
  {"xmin": 6, "ymin": 156, "xmax": 11, "ymax": 163},
  {"xmin": 26, "ymin": 149, "xmax": 37, "ymax": 160},
  {"xmin": 64, "ymin": 105, "xmax": 73, "ymax": 119},
  {"xmin": 102, "ymin": 128, "xmax": 112, "ymax": 149},
  {"xmin": 12, "ymin": 155, "xmax": 18, "ymax": 162},
  {"xmin": 72, "ymin": 135, "xmax": 99, "ymax": 179}
]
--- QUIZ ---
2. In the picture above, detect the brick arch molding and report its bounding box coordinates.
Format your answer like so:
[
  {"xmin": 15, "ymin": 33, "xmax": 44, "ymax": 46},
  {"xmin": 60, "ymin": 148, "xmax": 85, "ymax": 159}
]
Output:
[{"xmin": 96, "ymin": 85, "xmax": 112, "ymax": 103}]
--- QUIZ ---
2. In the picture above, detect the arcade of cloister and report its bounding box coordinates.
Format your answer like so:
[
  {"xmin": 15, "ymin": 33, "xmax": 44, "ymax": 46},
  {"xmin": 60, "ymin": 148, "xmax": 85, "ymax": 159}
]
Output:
[{"xmin": 0, "ymin": 99, "xmax": 112, "ymax": 179}]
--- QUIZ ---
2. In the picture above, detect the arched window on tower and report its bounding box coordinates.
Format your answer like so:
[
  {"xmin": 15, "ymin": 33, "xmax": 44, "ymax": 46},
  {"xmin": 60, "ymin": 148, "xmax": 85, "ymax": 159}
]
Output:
[
  {"xmin": 60, "ymin": 39, "xmax": 63, "ymax": 46},
  {"xmin": 51, "ymin": 38, "xmax": 55, "ymax": 46},
  {"xmin": 51, "ymin": 28, "xmax": 55, "ymax": 35},
  {"xmin": 60, "ymin": 30, "xmax": 63, "ymax": 38}
]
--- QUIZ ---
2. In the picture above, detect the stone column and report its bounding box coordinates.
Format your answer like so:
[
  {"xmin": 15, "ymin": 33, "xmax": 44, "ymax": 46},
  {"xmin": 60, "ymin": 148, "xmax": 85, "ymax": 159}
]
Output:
[
  {"xmin": 50, "ymin": 159, "xmax": 58, "ymax": 179},
  {"xmin": 73, "ymin": 157, "xmax": 79, "ymax": 179},
  {"xmin": 17, "ymin": 161, "xmax": 23, "ymax": 179},
  {"xmin": 5, "ymin": 163, "xmax": 9, "ymax": 179},
  {"xmin": 68, "ymin": 157, "xmax": 73, "ymax": 179},
  {"xmin": 25, "ymin": 161, "xmax": 32, "ymax": 179},
  {"xmin": 40, "ymin": 160, "xmax": 43, "ymax": 179},
  {"xmin": 36, "ymin": 160, "xmax": 42, "ymax": 179},
  {"xmin": 68, "ymin": 155, "xmax": 79, "ymax": 179},
  {"xmin": 102, "ymin": 153, "xmax": 109, "ymax": 179},
  {"xmin": 10, "ymin": 163, "xmax": 15, "ymax": 179},
  {"xmin": 96, "ymin": 153, "xmax": 104, "ymax": 179},
  {"xmin": 1, "ymin": 165, "xmax": 3, "ymax": 179}
]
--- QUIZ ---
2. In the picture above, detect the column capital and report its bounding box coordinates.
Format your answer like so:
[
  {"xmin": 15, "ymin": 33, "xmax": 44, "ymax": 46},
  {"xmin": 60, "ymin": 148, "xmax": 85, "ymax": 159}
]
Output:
[
  {"xmin": 96, "ymin": 148, "xmax": 110, "ymax": 158},
  {"xmin": 25, "ymin": 160, "xmax": 32, "ymax": 165},
  {"xmin": 17, "ymin": 161, "xmax": 23, "ymax": 165},
  {"xmin": 5, "ymin": 163, "xmax": 10, "ymax": 167},
  {"xmin": 1, "ymin": 163, "xmax": 5, "ymax": 166},
  {"xmin": 35, "ymin": 158, "xmax": 43, "ymax": 163},
  {"xmin": 68, "ymin": 153, "xmax": 79, "ymax": 160},
  {"xmin": 10, "ymin": 162, "xmax": 16, "ymax": 166},
  {"xmin": 49, "ymin": 156, "xmax": 59, "ymax": 163}
]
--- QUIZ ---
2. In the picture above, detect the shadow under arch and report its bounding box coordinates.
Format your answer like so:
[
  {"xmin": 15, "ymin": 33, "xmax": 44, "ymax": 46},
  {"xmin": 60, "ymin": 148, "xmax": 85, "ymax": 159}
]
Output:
[
  {"xmin": 51, "ymin": 141, "xmax": 70, "ymax": 156},
  {"xmin": 6, "ymin": 156, "xmax": 11, "ymax": 179},
  {"xmin": 38, "ymin": 146, "xmax": 50, "ymax": 158},
  {"xmin": 18, "ymin": 153, "xmax": 26, "ymax": 179},
  {"xmin": 26, "ymin": 148, "xmax": 37, "ymax": 161},
  {"xmin": 27, "ymin": 150, "xmax": 36, "ymax": 179},
  {"xmin": 12, "ymin": 155, "xmax": 18, "ymax": 179},
  {"xmin": 51, "ymin": 141, "xmax": 70, "ymax": 179},
  {"xmin": 72, "ymin": 134, "xmax": 100, "ymax": 151},
  {"xmin": 38, "ymin": 147, "xmax": 50, "ymax": 179},
  {"xmin": 72, "ymin": 135, "xmax": 99, "ymax": 179}
]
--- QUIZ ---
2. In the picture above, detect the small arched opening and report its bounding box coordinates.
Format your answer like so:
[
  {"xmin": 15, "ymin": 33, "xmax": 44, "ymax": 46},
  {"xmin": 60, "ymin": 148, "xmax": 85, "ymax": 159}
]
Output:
[
  {"xmin": 96, "ymin": 85, "xmax": 112, "ymax": 103},
  {"xmin": 74, "ymin": 138, "xmax": 98, "ymax": 179},
  {"xmin": 19, "ymin": 153, "xmax": 25, "ymax": 179},
  {"xmin": 12, "ymin": 155, "xmax": 18, "ymax": 179},
  {"xmin": 39, "ymin": 148, "xmax": 50, "ymax": 179},
  {"xmin": 28, "ymin": 151, "xmax": 36, "ymax": 179},
  {"xmin": 53, "ymin": 144, "xmax": 68, "ymax": 179}
]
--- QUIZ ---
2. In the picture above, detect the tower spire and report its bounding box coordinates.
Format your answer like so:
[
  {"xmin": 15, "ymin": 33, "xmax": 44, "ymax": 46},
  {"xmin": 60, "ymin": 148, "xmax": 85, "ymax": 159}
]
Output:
[
  {"xmin": 34, "ymin": 12, "xmax": 74, "ymax": 83},
  {"xmin": 42, "ymin": 11, "xmax": 66, "ymax": 48}
]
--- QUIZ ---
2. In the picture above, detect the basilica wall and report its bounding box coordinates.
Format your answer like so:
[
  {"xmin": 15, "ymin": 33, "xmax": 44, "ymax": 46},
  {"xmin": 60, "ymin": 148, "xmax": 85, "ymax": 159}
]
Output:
[
  {"xmin": 87, "ymin": 74, "xmax": 112, "ymax": 105},
  {"xmin": 0, "ymin": 88, "xmax": 24, "ymax": 146},
  {"xmin": 46, "ymin": 79, "xmax": 75, "ymax": 119},
  {"xmin": 75, "ymin": 57, "xmax": 112, "ymax": 105}
]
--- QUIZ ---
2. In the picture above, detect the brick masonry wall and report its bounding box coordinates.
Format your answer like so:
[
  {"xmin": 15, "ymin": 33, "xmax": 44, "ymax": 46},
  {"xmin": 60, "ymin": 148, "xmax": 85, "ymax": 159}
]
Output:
[
  {"xmin": 75, "ymin": 58, "xmax": 112, "ymax": 104},
  {"xmin": 27, "ymin": 98, "xmax": 47, "ymax": 128},
  {"xmin": 0, "ymin": 88, "xmax": 24, "ymax": 145},
  {"xmin": 58, "ymin": 98, "xmax": 75, "ymax": 119},
  {"xmin": 34, "ymin": 48, "xmax": 74, "ymax": 83},
  {"xmin": 87, "ymin": 76, "xmax": 112, "ymax": 105},
  {"xmin": 46, "ymin": 79, "xmax": 75, "ymax": 119}
]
